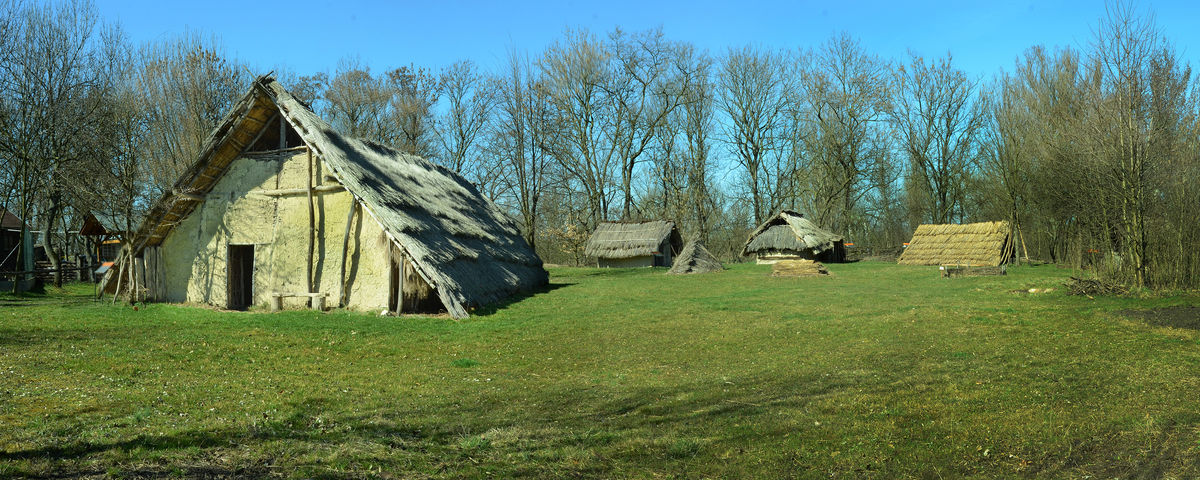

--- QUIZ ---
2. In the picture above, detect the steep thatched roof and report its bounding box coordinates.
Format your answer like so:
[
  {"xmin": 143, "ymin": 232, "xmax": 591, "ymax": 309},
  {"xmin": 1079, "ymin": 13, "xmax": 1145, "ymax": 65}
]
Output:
[
  {"xmin": 118, "ymin": 76, "xmax": 546, "ymax": 318},
  {"xmin": 584, "ymin": 221, "xmax": 682, "ymax": 259},
  {"xmin": 742, "ymin": 210, "xmax": 843, "ymax": 257},
  {"xmin": 897, "ymin": 221, "xmax": 1014, "ymax": 266},
  {"xmin": 668, "ymin": 241, "xmax": 723, "ymax": 274}
]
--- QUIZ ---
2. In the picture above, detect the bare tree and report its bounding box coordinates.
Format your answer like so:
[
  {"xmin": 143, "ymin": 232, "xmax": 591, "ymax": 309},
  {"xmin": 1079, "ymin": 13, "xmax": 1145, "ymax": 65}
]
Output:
[
  {"xmin": 795, "ymin": 33, "xmax": 893, "ymax": 235},
  {"xmin": 135, "ymin": 33, "xmax": 249, "ymax": 197},
  {"xmin": 0, "ymin": 0, "xmax": 120, "ymax": 288},
  {"xmin": 540, "ymin": 29, "xmax": 615, "ymax": 226},
  {"xmin": 489, "ymin": 51, "xmax": 555, "ymax": 249},
  {"xmin": 433, "ymin": 60, "xmax": 495, "ymax": 186},
  {"xmin": 324, "ymin": 59, "xmax": 394, "ymax": 143},
  {"xmin": 387, "ymin": 65, "xmax": 438, "ymax": 157},
  {"xmin": 715, "ymin": 46, "xmax": 793, "ymax": 224},
  {"xmin": 891, "ymin": 52, "xmax": 985, "ymax": 225},
  {"xmin": 605, "ymin": 28, "xmax": 689, "ymax": 220}
]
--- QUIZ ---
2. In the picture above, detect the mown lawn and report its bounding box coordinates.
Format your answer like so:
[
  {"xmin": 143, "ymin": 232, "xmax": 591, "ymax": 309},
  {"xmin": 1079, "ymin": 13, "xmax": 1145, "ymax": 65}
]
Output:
[{"xmin": 1, "ymin": 262, "xmax": 1198, "ymax": 478}]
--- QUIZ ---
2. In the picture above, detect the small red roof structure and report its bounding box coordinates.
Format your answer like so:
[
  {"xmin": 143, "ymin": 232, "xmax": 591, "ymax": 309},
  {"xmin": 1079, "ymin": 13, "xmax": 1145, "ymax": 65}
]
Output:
[{"xmin": 1, "ymin": 207, "xmax": 24, "ymax": 230}]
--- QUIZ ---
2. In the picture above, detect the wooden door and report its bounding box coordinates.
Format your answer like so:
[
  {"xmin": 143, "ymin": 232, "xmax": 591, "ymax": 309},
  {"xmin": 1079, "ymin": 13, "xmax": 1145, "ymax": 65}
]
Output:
[{"xmin": 227, "ymin": 245, "xmax": 254, "ymax": 310}]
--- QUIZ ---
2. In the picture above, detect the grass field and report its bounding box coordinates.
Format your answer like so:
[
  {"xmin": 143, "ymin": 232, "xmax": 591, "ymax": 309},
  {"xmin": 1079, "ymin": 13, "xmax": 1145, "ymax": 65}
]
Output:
[{"xmin": 1, "ymin": 262, "xmax": 1199, "ymax": 478}]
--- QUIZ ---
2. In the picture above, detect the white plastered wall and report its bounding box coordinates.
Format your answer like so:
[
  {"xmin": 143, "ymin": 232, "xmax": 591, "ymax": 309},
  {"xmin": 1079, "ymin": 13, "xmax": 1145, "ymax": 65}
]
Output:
[{"xmin": 159, "ymin": 152, "xmax": 390, "ymax": 310}]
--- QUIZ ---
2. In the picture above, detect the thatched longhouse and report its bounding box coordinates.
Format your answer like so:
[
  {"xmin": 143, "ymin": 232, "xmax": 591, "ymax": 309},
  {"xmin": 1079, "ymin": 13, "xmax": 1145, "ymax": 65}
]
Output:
[
  {"xmin": 897, "ymin": 222, "xmax": 1015, "ymax": 266},
  {"xmin": 742, "ymin": 211, "xmax": 845, "ymax": 264},
  {"xmin": 584, "ymin": 220, "xmax": 683, "ymax": 268},
  {"xmin": 104, "ymin": 76, "xmax": 546, "ymax": 318}
]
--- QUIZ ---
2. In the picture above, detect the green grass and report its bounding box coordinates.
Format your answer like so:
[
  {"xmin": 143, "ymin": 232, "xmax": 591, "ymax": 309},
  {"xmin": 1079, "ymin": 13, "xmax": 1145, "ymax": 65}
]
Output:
[{"xmin": 1, "ymin": 262, "xmax": 1199, "ymax": 478}]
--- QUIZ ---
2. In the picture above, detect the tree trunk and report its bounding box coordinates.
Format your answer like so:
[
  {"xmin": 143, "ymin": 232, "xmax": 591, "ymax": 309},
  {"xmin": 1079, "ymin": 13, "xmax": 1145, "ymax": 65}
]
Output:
[{"xmin": 43, "ymin": 190, "xmax": 64, "ymax": 288}]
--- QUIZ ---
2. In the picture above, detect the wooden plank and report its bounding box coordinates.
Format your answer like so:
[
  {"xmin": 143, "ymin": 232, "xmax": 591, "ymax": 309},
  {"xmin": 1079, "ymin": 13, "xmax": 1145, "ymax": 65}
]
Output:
[
  {"xmin": 174, "ymin": 193, "xmax": 204, "ymax": 202},
  {"xmin": 247, "ymin": 184, "xmax": 345, "ymax": 197},
  {"xmin": 242, "ymin": 145, "xmax": 308, "ymax": 156}
]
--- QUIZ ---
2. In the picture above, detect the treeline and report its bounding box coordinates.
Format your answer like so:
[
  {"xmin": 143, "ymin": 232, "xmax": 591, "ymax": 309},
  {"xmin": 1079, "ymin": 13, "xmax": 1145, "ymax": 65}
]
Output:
[{"xmin": 2, "ymin": 1, "xmax": 1198, "ymax": 288}]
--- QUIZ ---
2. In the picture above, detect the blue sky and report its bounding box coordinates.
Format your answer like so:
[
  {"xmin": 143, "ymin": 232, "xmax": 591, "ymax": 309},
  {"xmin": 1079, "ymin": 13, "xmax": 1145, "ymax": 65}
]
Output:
[{"xmin": 97, "ymin": 1, "xmax": 1200, "ymax": 80}]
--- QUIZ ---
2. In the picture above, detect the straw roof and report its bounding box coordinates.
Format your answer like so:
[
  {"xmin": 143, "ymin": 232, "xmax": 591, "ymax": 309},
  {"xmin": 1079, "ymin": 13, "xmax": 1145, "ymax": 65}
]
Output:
[
  {"xmin": 584, "ymin": 221, "xmax": 682, "ymax": 259},
  {"xmin": 897, "ymin": 221, "xmax": 1015, "ymax": 266},
  {"xmin": 668, "ymin": 241, "xmax": 723, "ymax": 274},
  {"xmin": 119, "ymin": 76, "xmax": 546, "ymax": 318},
  {"xmin": 741, "ymin": 210, "xmax": 844, "ymax": 258}
]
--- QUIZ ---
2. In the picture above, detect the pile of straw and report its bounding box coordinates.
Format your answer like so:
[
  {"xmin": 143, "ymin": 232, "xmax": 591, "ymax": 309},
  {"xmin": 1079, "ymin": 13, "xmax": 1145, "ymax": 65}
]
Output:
[{"xmin": 771, "ymin": 259, "xmax": 829, "ymax": 277}]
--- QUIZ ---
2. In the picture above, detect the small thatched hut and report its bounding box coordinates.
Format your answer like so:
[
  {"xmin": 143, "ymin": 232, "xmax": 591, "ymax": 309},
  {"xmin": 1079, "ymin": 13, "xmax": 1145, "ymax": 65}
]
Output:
[
  {"xmin": 584, "ymin": 220, "xmax": 683, "ymax": 268},
  {"xmin": 103, "ymin": 76, "xmax": 546, "ymax": 318},
  {"xmin": 898, "ymin": 221, "xmax": 1015, "ymax": 266},
  {"xmin": 742, "ymin": 211, "xmax": 845, "ymax": 264},
  {"xmin": 668, "ymin": 241, "xmax": 723, "ymax": 274}
]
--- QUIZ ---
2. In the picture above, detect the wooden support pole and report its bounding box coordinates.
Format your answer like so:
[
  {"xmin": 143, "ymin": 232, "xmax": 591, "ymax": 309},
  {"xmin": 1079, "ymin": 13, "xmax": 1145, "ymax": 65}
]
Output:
[
  {"xmin": 279, "ymin": 112, "xmax": 287, "ymax": 149},
  {"xmin": 111, "ymin": 257, "xmax": 125, "ymax": 304},
  {"xmin": 244, "ymin": 112, "xmax": 279, "ymax": 151},
  {"xmin": 247, "ymin": 184, "xmax": 344, "ymax": 197},
  {"xmin": 338, "ymin": 201, "xmax": 357, "ymax": 307},
  {"xmin": 306, "ymin": 149, "xmax": 315, "ymax": 295}
]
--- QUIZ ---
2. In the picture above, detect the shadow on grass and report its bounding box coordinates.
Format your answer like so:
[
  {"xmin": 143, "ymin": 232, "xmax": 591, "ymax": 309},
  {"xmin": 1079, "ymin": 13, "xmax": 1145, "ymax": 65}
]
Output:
[
  {"xmin": 5, "ymin": 370, "xmax": 1198, "ymax": 478},
  {"xmin": 471, "ymin": 282, "xmax": 573, "ymax": 317}
]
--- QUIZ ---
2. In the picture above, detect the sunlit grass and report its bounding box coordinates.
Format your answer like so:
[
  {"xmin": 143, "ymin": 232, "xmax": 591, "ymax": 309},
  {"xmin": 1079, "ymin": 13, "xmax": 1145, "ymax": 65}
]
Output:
[{"xmin": 1, "ymin": 262, "xmax": 1198, "ymax": 478}]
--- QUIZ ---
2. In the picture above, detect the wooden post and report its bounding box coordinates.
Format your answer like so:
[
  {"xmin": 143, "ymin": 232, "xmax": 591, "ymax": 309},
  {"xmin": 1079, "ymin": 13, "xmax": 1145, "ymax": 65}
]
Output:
[
  {"xmin": 144, "ymin": 248, "xmax": 153, "ymax": 301},
  {"xmin": 306, "ymin": 149, "xmax": 315, "ymax": 295},
  {"xmin": 278, "ymin": 114, "xmax": 287, "ymax": 149},
  {"xmin": 396, "ymin": 251, "xmax": 405, "ymax": 314},
  {"xmin": 134, "ymin": 256, "xmax": 145, "ymax": 303},
  {"xmin": 1018, "ymin": 223, "xmax": 1030, "ymax": 262},
  {"xmin": 338, "ymin": 201, "xmax": 357, "ymax": 307},
  {"xmin": 111, "ymin": 257, "xmax": 125, "ymax": 304}
]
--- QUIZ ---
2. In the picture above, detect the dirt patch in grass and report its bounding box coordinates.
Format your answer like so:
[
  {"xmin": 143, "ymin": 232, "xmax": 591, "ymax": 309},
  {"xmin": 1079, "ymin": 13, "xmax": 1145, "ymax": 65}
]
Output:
[{"xmin": 1120, "ymin": 306, "xmax": 1200, "ymax": 330}]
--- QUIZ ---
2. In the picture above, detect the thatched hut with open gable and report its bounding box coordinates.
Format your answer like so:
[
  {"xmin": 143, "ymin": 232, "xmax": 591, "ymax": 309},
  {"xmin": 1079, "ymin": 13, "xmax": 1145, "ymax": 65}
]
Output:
[
  {"xmin": 898, "ymin": 221, "xmax": 1015, "ymax": 266},
  {"xmin": 584, "ymin": 220, "xmax": 683, "ymax": 268},
  {"xmin": 103, "ymin": 76, "xmax": 546, "ymax": 318},
  {"xmin": 742, "ymin": 210, "xmax": 846, "ymax": 264}
]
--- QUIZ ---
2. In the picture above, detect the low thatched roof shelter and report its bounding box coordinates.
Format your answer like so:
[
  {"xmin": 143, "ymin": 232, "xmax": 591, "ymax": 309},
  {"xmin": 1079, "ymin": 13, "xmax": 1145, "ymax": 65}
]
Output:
[
  {"xmin": 742, "ymin": 211, "xmax": 845, "ymax": 263},
  {"xmin": 584, "ymin": 220, "xmax": 683, "ymax": 268},
  {"xmin": 668, "ymin": 241, "xmax": 723, "ymax": 274},
  {"xmin": 898, "ymin": 221, "xmax": 1015, "ymax": 266}
]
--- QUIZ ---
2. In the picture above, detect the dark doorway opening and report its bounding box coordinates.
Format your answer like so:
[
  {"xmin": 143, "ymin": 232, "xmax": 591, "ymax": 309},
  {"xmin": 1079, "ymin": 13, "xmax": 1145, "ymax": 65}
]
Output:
[
  {"xmin": 228, "ymin": 244, "xmax": 254, "ymax": 310},
  {"xmin": 387, "ymin": 254, "xmax": 442, "ymax": 315}
]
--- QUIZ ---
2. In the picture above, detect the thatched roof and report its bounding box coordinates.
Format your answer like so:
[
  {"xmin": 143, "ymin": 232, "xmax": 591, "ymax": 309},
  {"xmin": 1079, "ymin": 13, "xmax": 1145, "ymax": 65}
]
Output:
[
  {"xmin": 119, "ymin": 76, "xmax": 546, "ymax": 318},
  {"xmin": 80, "ymin": 212, "xmax": 135, "ymax": 236},
  {"xmin": 742, "ymin": 210, "xmax": 843, "ymax": 257},
  {"xmin": 897, "ymin": 221, "xmax": 1015, "ymax": 266},
  {"xmin": 668, "ymin": 241, "xmax": 723, "ymax": 274},
  {"xmin": 584, "ymin": 221, "xmax": 682, "ymax": 259}
]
